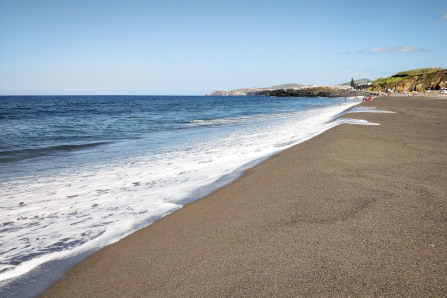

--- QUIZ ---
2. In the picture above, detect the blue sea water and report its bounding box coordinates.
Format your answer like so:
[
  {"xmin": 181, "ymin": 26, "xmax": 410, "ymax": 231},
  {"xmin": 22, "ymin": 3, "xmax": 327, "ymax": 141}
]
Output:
[{"xmin": 0, "ymin": 95, "xmax": 367, "ymax": 297}]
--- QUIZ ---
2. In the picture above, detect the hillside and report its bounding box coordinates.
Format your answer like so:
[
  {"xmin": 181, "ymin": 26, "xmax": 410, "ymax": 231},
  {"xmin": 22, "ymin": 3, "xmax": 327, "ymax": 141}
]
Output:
[{"xmin": 370, "ymin": 68, "xmax": 447, "ymax": 92}]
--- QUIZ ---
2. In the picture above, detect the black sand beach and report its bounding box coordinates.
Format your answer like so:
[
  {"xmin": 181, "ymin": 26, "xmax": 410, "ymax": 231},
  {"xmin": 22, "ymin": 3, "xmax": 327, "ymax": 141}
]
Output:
[{"xmin": 42, "ymin": 96, "xmax": 447, "ymax": 297}]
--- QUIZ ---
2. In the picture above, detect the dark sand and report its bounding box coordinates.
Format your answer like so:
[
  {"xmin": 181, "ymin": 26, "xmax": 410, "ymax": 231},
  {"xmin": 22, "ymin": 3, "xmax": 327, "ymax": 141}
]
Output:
[{"xmin": 42, "ymin": 96, "xmax": 447, "ymax": 297}]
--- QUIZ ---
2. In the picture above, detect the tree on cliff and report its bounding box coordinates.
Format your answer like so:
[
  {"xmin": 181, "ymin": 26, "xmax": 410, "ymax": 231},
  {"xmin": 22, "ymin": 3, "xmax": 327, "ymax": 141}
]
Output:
[{"xmin": 350, "ymin": 77, "xmax": 355, "ymax": 88}]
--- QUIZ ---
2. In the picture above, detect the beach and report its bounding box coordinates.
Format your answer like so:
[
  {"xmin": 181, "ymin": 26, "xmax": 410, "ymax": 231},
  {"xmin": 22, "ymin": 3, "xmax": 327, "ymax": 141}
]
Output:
[{"xmin": 42, "ymin": 96, "xmax": 447, "ymax": 297}]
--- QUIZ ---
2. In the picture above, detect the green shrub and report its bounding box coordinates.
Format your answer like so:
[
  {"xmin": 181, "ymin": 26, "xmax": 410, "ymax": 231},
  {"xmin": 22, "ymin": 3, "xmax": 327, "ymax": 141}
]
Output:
[{"xmin": 371, "ymin": 76, "xmax": 405, "ymax": 87}]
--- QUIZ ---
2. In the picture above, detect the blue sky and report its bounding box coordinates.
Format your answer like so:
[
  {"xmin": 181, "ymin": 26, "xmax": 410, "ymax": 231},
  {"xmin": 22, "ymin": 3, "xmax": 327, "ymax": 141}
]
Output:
[{"xmin": 1, "ymin": 0, "xmax": 446, "ymax": 95}]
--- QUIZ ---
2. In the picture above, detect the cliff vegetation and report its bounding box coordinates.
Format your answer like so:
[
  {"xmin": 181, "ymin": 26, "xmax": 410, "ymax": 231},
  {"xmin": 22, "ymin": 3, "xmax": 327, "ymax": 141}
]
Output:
[{"xmin": 370, "ymin": 68, "xmax": 447, "ymax": 92}]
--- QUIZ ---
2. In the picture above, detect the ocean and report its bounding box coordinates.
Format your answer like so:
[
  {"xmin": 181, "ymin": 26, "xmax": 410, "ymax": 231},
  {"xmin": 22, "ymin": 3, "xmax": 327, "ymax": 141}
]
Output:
[{"xmin": 0, "ymin": 95, "xmax": 370, "ymax": 296}]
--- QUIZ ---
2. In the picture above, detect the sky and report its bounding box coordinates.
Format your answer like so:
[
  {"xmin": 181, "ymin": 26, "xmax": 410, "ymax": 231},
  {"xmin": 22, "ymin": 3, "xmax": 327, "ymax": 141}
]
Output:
[{"xmin": 0, "ymin": 0, "xmax": 446, "ymax": 95}]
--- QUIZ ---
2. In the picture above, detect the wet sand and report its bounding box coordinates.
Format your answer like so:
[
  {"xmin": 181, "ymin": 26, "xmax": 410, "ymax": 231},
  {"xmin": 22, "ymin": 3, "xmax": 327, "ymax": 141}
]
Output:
[{"xmin": 42, "ymin": 96, "xmax": 447, "ymax": 297}]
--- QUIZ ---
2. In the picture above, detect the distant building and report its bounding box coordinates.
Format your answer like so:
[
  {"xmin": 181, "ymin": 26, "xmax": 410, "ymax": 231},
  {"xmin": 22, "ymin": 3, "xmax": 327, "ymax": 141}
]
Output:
[{"xmin": 356, "ymin": 82, "xmax": 372, "ymax": 90}]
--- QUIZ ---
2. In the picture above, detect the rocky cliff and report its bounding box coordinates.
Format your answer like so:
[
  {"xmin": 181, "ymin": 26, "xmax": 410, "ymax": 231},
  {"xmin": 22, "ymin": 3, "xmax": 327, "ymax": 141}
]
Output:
[{"xmin": 370, "ymin": 68, "xmax": 447, "ymax": 92}]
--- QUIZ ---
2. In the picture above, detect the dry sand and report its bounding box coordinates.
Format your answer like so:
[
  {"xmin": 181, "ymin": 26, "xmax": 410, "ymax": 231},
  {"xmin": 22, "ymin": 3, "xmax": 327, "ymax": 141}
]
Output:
[{"xmin": 42, "ymin": 96, "xmax": 447, "ymax": 297}]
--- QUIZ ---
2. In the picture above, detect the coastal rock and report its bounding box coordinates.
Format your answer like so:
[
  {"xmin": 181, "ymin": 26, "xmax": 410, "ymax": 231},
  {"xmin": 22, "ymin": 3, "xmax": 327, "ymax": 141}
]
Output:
[
  {"xmin": 263, "ymin": 87, "xmax": 370, "ymax": 98},
  {"xmin": 208, "ymin": 87, "xmax": 369, "ymax": 98},
  {"xmin": 207, "ymin": 83, "xmax": 304, "ymax": 96}
]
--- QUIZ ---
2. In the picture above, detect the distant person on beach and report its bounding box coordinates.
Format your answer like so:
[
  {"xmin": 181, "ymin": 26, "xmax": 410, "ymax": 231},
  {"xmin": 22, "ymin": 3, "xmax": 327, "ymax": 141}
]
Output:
[
  {"xmin": 363, "ymin": 94, "xmax": 373, "ymax": 101},
  {"xmin": 362, "ymin": 93, "xmax": 372, "ymax": 101}
]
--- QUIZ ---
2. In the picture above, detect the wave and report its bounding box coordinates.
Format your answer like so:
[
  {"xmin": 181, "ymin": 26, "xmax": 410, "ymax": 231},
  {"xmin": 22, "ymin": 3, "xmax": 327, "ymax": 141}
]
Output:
[
  {"xmin": 185, "ymin": 117, "xmax": 253, "ymax": 127},
  {"xmin": 348, "ymin": 106, "xmax": 396, "ymax": 113},
  {"xmin": 0, "ymin": 142, "xmax": 112, "ymax": 163},
  {"xmin": 184, "ymin": 111, "xmax": 303, "ymax": 127},
  {"xmin": 326, "ymin": 105, "xmax": 395, "ymax": 124}
]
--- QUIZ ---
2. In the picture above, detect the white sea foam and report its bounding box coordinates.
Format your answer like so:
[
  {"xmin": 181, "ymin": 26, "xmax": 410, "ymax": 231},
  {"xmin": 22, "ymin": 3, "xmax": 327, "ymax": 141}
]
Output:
[
  {"xmin": 336, "ymin": 118, "xmax": 380, "ymax": 125},
  {"xmin": 348, "ymin": 106, "xmax": 396, "ymax": 114},
  {"xmin": 0, "ymin": 100, "xmax": 382, "ymax": 285}
]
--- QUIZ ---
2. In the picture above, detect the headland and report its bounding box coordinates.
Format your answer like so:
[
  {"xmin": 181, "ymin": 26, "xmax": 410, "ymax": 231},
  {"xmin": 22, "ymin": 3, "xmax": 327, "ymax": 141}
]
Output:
[{"xmin": 207, "ymin": 68, "xmax": 447, "ymax": 98}]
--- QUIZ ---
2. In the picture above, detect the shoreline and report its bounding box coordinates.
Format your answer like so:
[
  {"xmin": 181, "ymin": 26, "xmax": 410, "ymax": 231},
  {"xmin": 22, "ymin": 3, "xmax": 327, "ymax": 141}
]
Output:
[
  {"xmin": 1, "ymin": 98, "xmax": 361, "ymax": 297},
  {"xmin": 42, "ymin": 96, "xmax": 447, "ymax": 296}
]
